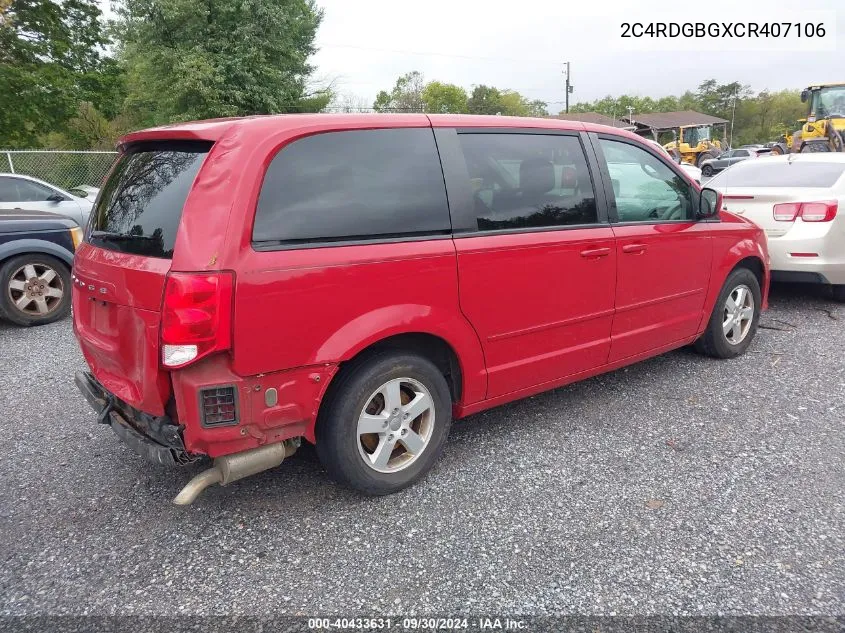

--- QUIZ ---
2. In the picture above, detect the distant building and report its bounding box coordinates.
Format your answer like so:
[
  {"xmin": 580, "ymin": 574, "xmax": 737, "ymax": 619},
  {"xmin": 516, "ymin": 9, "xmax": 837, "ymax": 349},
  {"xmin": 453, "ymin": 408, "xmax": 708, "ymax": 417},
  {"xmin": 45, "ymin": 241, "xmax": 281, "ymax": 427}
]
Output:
[
  {"xmin": 622, "ymin": 110, "xmax": 729, "ymax": 139},
  {"xmin": 549, "ymin": 112, "xmax": 636, "ymax": 131}
]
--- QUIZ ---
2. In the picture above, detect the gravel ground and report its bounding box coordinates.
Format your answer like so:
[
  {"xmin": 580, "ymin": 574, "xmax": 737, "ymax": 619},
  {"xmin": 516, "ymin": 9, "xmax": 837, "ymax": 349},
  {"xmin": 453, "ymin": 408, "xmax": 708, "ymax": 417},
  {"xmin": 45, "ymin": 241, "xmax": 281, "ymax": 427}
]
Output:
[{"xmin": 0, "ymin": 283, "xmax": 843, "ymax": 618}]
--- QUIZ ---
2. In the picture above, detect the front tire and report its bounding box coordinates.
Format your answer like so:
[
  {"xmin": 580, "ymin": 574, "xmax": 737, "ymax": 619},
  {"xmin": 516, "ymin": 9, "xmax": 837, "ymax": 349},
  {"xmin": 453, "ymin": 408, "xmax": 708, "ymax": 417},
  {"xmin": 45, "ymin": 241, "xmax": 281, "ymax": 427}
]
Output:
[
  {"xmin": 697, "ymin": 151, "xmax": 719, "ymax": 167},
  {"xmin": 0, "ymin": 254, "xmax": 71, "ymax": 326},
  {"xmin": 695, "ymin": 267, "xmax": 761, "ymax": 359},
  {"xmin": 315, "ymin": 351, "xmax": 453, "ymax": 495},
  {"xmin": 801, "ymin": 141, "xmax": 830, "ymax": 153}
]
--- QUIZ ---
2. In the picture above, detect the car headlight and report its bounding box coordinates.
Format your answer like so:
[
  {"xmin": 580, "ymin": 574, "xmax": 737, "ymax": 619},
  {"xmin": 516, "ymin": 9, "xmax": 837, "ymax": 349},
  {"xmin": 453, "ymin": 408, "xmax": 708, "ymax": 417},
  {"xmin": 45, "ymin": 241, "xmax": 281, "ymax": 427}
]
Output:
[{"xmin": 69, "ymin": 226, "xmax": 83, "ymax": 250}]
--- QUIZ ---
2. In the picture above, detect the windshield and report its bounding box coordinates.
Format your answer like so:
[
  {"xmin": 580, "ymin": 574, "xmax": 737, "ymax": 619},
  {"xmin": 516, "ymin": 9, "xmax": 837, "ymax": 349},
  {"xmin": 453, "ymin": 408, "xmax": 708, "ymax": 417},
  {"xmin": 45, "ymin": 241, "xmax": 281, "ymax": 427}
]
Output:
[
  {"xmin": 682, "ymin": 126, "xmax": 711, "ymax": 145},
  {"xmin": 89, "ymin": 142, "xmax": 211, "ymax": 258},
  {"xmin": 809, "ymin": 86, "xmax": 845, "ymax": 119}
]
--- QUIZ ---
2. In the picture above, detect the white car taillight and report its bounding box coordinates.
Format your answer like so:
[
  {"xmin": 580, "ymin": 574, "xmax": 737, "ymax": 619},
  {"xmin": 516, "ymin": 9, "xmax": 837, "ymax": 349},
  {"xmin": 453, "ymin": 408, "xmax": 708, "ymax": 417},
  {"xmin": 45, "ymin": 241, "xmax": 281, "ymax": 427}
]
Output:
[{"xmin": 773, "ymin": 201, "xmax": 838, "ymax": 223}]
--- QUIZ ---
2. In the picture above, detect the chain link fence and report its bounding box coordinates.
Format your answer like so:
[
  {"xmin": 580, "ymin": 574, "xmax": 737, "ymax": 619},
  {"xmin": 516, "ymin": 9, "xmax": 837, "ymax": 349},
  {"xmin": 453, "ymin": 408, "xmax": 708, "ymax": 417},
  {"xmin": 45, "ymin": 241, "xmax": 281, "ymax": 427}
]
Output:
[{"xmin": 2, "ymin": 150, "xmax": 118, "ymax": 191}]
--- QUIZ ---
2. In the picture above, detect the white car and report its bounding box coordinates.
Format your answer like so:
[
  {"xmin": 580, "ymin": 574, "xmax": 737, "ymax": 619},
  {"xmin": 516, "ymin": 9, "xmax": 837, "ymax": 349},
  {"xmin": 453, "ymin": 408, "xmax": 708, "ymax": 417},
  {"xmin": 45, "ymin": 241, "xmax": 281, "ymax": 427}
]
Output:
[
  {"xmin": 645, "ymin": 140, "xmax": 703, "ymax": 183},
  {"xmin": 0, "ymin": 173, "xmax": 94, "ymax": 228},
  {"xmin": 707, "ymin": 153, "xmax": 845, "ymax": 301}
]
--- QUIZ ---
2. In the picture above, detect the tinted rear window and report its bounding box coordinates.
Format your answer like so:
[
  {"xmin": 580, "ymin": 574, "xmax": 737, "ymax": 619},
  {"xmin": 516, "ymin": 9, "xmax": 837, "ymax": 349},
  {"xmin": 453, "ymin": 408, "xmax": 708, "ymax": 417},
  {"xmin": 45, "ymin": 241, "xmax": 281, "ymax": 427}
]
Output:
[
  {"xmin": 89, "ymin": 142, "xmax": 211, "ymax": 258},
  {"xmin": 709, "ymin": 160, "xmax": 845, "ymax": 188},
  {"xmin": 253, "ymin": 128, "xmax": 450, "ymax": 245}
]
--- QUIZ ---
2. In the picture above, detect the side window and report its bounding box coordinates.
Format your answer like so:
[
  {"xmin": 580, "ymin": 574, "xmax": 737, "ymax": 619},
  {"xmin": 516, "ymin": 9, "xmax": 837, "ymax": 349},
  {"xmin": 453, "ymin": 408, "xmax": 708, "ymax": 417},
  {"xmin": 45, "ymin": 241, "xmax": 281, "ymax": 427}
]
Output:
[
  {"xmin": 15, "ymin": 180, "xmax": 56, "ymax": 202},
  {"xmin": 599, "ymin": 139, "xmax": 693, "ymax": 223},
  {"xmin": 0, "ymin": 177, "xmax": 22, "ymax": 202},
  {"xmin": 457, "ymin": 133, "xmax": 598, "ymax": 231},
  {"xmin": 253, "ymin": 128, "xmax": 450, "ymax": 244},
  {"xmin": 735, "ymin": 150, "xmax": 750, "ymax": 157}
]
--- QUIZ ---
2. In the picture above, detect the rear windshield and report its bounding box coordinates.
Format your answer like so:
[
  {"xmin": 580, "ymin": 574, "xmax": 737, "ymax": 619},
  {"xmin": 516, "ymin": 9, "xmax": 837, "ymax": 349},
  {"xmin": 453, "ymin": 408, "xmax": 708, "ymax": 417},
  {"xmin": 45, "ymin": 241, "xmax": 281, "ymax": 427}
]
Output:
[
  {"xmin": 709, "ymin": 160, "xmax": 845, "ymax": 189},
  {"xmin": 89, "ymin": 142, "xmax": 211, "ymax": 258}
]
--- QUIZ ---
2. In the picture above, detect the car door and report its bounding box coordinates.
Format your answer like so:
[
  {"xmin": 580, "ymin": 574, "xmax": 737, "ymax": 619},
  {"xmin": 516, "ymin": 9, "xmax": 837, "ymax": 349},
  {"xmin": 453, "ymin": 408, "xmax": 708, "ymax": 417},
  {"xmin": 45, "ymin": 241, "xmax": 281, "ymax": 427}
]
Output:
[
  {"xmin": 591, "ymin": 134, "xmax": 713, "ymax": 362},
  {"xmin": 436, "ymin": 127, "xmax": 616, "ymax": 398},
  {"xmin": 715, "ymin": 150, "xmax": 734, "ymax": 170}
]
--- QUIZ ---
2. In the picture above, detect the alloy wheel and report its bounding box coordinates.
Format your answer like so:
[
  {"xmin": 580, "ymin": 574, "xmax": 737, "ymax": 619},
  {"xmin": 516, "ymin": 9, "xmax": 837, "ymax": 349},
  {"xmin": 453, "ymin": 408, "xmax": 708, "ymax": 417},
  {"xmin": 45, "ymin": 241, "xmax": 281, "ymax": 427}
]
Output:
[
  {"xmin": 6, "ymin": 263, "xmax": 65, "ymax": 317},
  {"xmin": 356, "ymin": 377, "xmax": 435, "ymax": 473},
  {"xmin": 723, "ymin": 284, "xmax": 754, "ymax": 345}
]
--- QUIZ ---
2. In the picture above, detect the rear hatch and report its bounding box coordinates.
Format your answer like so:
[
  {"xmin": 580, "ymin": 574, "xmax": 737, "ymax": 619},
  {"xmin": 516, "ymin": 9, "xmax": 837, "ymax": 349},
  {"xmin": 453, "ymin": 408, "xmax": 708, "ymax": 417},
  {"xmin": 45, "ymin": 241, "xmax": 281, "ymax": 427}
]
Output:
[{"xmin": 73, "ymin": 141, "xmax": 211, "ymax": 416}]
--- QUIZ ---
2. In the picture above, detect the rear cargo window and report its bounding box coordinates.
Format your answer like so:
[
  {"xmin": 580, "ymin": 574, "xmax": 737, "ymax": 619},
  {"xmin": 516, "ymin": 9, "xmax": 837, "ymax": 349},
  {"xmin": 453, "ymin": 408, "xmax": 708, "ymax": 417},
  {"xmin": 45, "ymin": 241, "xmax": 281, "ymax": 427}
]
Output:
[
  {"xmin": 709, "ymin": 160, "xmax": 845, "ymax": 188},
  {"xmin": 89, "ymin": 142, "xmax": 211, "ymax": 258},
  {"xmin": 253, "ymin": 128, "xmax": 450, "ymax": 245}
]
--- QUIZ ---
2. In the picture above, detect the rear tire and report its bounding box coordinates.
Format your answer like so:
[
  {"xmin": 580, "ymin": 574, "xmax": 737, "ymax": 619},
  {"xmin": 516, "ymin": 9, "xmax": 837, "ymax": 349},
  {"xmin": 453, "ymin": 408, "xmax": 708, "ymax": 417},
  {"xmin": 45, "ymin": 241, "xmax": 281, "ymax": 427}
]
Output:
[
  {"xmin": 315, "ymin": 350, "xmax": 453, "ymax": 495},
  {"xmin": 695, "ymin": 267, "xmax": 761, "ymax": 359},
  {"xmin": 0, "ymin": 254, "xmax": 71, "ymax": 327},
  {"xmin": 701, "ymin": 165, "xmax": 714, "ymax": 177},
  {"xmin": 833, "ymin": 285, "xmax": 845, "ymax": 303}
]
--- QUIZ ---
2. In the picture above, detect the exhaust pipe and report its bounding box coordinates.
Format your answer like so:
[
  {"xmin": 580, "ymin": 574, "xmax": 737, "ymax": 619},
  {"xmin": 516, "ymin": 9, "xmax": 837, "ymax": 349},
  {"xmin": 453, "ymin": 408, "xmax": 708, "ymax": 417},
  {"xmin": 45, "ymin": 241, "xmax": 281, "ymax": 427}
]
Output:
[{"xmin": 173, "ymin": 438, "xmax": 299, "ymax": 505}]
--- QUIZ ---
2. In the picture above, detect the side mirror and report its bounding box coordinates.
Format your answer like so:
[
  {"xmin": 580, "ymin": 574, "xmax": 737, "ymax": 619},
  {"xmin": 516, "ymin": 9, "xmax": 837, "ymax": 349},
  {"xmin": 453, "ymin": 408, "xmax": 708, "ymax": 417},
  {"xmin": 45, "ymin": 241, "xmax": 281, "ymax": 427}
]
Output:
[
  {"xmin": 800, "ymin": 89, "xmax": 809, "ymax": 103},
  {"xmin": 46, "ymin": 193, "xmax": 65, "ymax": 203},
  {"xmin": 698, "ymin": 187, "xmax": 721, "ymax": 220}
]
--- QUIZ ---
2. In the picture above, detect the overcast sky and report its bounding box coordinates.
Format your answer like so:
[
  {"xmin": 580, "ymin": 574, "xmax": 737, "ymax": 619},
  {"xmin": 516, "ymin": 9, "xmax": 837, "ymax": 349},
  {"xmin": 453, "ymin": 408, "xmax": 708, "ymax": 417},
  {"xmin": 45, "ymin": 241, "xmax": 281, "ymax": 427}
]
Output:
[
  {"xmin": 99, "ymin": 0, "xmax": 842, "ymax": 112},
  {"xmin": 311, "ymin": 0, "xmax": 842, "ymax": 112}
]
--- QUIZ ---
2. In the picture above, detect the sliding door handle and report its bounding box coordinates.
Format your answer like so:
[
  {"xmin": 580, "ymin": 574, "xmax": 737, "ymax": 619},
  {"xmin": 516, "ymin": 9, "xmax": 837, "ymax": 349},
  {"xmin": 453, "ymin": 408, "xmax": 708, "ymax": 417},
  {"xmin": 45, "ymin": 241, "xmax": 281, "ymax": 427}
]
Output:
[
  {"xmin": 580, "ymin": 247, "xmax": 611, "ymax": 259},
  {"xmin": 622, "ymin": 243, "xmax": 647, "ymax": 254}
]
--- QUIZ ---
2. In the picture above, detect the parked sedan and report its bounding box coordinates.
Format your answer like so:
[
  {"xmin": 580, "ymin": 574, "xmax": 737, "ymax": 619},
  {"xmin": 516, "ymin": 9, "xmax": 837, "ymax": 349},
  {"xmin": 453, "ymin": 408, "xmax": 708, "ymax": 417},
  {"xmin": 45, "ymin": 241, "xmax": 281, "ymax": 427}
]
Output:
[
  {"xmin": 0, "ymin": 173, "xmax": 93, "ymax": 228},
  {"xmin": 707, "ymin": 153, "xmax": 845, "ymax": 301},
  {"xmin": 0, "ymin": 209, "xmax": 80, "ymax": 325},
  {"xmin": 699, "ymin": 148, "xmax": 762, "ymax": 178}
]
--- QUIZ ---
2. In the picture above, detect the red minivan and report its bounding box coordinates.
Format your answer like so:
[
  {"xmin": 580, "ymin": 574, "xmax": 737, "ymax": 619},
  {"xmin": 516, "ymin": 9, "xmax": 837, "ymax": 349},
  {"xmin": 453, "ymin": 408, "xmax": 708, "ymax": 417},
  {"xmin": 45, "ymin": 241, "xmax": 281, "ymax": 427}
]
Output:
[{"xmin": 72, "ymin": 114, "xmax": 769, "ymax": 503}]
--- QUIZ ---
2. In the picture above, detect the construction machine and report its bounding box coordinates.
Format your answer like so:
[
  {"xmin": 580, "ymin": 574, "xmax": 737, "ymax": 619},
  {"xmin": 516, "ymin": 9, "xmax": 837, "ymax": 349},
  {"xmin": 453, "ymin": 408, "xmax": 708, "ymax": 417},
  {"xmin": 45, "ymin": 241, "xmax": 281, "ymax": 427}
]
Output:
[
  {"xmin": 769, "ymin": 83, "xmax": 845, "ymax": 154},
  {"xmin": 662, "ymin": 125, "xmax": 724, "ymax": 167}
]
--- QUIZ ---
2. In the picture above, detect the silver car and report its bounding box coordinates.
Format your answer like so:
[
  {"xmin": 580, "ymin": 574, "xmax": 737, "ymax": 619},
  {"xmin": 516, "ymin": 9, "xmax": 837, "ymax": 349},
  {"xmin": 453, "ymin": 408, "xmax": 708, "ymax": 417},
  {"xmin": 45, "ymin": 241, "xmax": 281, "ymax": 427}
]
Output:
[
  {"xmin": 699, "ymin": 148, "xmax": 763, "ymax": 178},
  {"xmin": 0, "ymin": 173, "xmax": 94, "ymax": 228}
]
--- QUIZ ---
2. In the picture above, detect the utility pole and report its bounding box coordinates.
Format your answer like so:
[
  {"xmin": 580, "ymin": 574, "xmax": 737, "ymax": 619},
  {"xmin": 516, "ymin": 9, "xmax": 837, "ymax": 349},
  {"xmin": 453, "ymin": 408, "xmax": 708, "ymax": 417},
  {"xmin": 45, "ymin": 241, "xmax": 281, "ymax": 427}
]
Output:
[
  {"xmin": 729, "ymin": 87, "xmax": 738, "ymax": 149},
  {"xmin": 626, "ymin": 105, "xmax": 634, "ymax": 124},
  {"xmin": 564, "ymin": 62, "xmax": 573, "ymax": 113}
]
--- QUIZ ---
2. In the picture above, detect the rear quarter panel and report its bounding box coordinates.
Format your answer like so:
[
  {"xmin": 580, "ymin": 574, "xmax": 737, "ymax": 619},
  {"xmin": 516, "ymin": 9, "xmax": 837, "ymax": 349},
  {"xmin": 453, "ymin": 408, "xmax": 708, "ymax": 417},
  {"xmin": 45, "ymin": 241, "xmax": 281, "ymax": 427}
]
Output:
[{"xmin": 230, "ymin": 240, "xmax": 487, "ymax": 408}]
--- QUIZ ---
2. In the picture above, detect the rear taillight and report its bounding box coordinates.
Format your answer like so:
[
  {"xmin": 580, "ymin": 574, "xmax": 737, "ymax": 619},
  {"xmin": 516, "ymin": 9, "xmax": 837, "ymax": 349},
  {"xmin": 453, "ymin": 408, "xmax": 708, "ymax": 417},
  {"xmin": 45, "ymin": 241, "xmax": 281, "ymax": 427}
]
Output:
[
  {"xmin": 773, "ymin": 203, "xmax": 801, "ymax": 221},
  {"xmin": 773, "ymin": 201, "xmax": 838, "ymax": 223},
  {"xmin": 161, "ymin": 272, "xmax": 234, "ymax": 368},
  {"xmin": 800, "ymin": 201, "xmax": 838, "ymax": 222}
]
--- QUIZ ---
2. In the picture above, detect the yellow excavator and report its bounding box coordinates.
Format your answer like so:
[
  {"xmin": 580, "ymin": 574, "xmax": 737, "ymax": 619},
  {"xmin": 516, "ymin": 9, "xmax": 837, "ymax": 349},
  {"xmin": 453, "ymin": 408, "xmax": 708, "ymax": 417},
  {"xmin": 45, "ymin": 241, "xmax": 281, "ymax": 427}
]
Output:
[{"xmin": 770, "ymin": 83, "xmax": 845, "ymax": 154}]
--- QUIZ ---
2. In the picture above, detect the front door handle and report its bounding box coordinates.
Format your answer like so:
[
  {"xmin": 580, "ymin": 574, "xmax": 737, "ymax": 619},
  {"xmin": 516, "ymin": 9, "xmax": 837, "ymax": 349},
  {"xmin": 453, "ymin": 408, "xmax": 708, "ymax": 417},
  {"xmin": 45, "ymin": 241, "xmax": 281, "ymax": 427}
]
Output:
[
  {"xmin": 580, "ymin": 247, "xmax": 611, "ymax": 259},
  {"xmin": 622, "ymin": 243, "xmax": 647, "ymax": 254}
]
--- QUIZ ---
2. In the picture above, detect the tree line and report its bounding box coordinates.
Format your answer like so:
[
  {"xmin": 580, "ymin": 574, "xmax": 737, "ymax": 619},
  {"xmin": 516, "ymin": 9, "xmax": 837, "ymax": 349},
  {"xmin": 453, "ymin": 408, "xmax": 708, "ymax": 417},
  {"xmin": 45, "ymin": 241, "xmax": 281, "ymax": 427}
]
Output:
[
  {"xmin": 0, "ymin": 1, "xmax": 808, "ymax": 150},
  {"xmin": 371, "ymin": 73, "xmax": 807, "ymax": 146},
  {"xmin": 1, "ymin": 0, "xmax": 329, "ymax": 149}
]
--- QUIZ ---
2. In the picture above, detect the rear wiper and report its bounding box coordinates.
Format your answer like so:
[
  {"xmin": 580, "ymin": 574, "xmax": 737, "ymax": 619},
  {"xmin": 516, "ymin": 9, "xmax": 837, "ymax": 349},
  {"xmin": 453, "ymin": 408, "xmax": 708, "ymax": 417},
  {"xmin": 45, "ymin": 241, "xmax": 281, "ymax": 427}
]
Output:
[{"xmin": 89, "ymin": 230, "xmax": 157, "ymax": 241}]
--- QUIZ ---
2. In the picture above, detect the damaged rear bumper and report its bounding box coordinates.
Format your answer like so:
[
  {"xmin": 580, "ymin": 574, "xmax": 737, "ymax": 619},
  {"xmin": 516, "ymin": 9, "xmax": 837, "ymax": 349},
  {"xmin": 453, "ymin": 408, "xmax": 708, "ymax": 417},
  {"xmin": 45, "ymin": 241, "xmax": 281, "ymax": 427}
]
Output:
[{"xmin": 75, "ymin": 371, "xmax": 197, "ymax": 467}]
